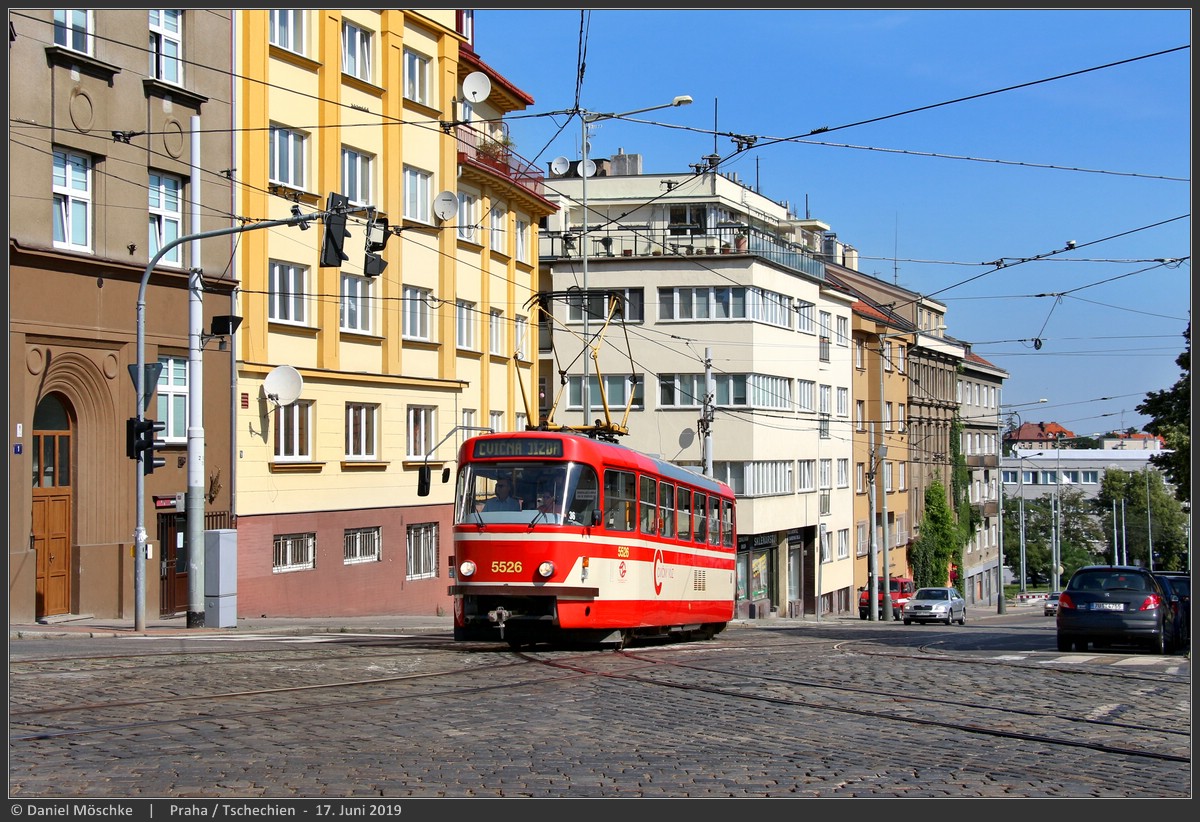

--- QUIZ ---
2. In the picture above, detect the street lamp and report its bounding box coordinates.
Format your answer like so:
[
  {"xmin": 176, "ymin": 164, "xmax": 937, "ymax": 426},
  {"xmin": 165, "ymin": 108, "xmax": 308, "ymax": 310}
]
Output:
[{"xmin": 579, "ymin": 95, "xmax": 692, "ymax": 425}]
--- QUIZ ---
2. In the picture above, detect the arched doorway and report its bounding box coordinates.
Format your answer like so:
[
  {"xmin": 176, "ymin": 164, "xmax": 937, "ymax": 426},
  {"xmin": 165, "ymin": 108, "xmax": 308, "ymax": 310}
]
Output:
[{"xmin": 31, "ymin": 393, "xmax": 74, "ymax": 618}]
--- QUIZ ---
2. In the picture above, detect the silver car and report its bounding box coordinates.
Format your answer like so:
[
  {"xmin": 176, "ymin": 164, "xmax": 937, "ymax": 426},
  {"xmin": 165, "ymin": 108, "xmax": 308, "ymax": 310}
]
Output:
[
  {"xmin": 1043, "ymin": 592, "xmax": 1061, "ymax": 616},
  {"xmin": 902, "ymin": 587, "xmax": 967, "ymax": 625}
]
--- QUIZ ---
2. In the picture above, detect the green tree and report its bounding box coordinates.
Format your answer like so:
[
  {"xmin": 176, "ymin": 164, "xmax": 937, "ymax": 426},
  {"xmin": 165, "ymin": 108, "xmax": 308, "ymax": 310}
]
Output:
[
  {"xmin": 1136, "ymin": 325, "xmax": 1189, "ymax": 502},
  {"xmin": 1094, "ymin": 468, "xmax": 1189, "ymax": 571},
  {"xmin": 909, "ymin": 480, "xmax": 958, "ymax": 590},
  {"xmin": 1003, "ymin": 487, "xmax": 1104, "ymax": 588}
]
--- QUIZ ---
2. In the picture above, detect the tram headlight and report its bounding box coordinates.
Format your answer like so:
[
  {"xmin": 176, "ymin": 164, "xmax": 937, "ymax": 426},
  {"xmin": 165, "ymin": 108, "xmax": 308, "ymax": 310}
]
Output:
[
  {"xmin": 537, "ymin": 561, "xmax": 555, "ymax": 579},
  {"xmin": 458, "ymin": 560, "xmax": 477, "ymax": 578}
]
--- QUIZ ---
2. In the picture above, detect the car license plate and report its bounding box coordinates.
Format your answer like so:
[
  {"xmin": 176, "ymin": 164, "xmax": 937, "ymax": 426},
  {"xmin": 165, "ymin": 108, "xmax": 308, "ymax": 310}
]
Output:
[{"xmin": 1092, "ymin": 602, "xmax": 1125, "ymax": 611}]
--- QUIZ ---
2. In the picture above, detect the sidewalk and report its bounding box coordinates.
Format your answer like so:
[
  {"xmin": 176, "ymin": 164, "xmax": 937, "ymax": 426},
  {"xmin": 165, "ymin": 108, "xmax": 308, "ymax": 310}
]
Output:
[{"xmin": 9, "ymin": 612, "xmax": 456, "ymax": 640}]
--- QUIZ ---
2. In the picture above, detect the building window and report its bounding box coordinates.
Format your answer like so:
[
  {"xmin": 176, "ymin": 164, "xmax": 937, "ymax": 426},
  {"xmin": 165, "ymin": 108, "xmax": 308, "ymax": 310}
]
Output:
[
  {"xmin": 515, "ymin": 317, "xmax": 528, "ymax": 360},
  {"xmin": 404, "ymin": 48, "xmax": 430, "ymax": 105},
  {"xmin": 489, "ymin": 410, "xmax": 503, "ymax": 432},
  {"xmin": 402, "ymin": 285, "xmax": 431, "ymax": 340},
  {"xmin": 456, "ymin": 9, "xmax": 474, "ymax": 45},
  {"xmin": 341, "ymin": 147, "xmax": 372, "ymax": 206},
  {"xmin": 489, "ymin": 309, "xmax": 504, "ymax": 355},
  {"xmin": 854, "ymin": 338, "xmax": 864, "ymax": 369},
  {"xmin": 855, "ymin": 400, "xmax": 865, "ymax": 431},
  {"xmin": 345, "ymin": 402, "xmax": 377, "ymax": 460},
  {"xmin": 148, "ymin": 172, "xmax": 182, "ymax": 267},
  {"xmin": 406, "ymin": 405, "xmax": 435, "ymax": 459},
  {"xmin": 836, "ymin": 315, "xmax": 849, "ymax": 346},
  {"xmin": 884, "ymin": 461, "xmax": 894, "ymax": 492},
  {"xmin": 53, "ymin": 9, "xmax": 91, "ymax": 53},
  {"xmin": 571, "ymin": 289, "xmax": 644, "ymax": 324},
  {"xmin": 895, "ymin": 344, "xmax": 906, "ymax": 373},
  {"xmin": 569, "ymin": 375, "xmax": 644, "ymax": 410},
  {"xmin": 269, "ymin": 125, "xmax": 306, "ymax": 189},
  {"xmin": 406, "ymin": 522, "xmax": 438, "ymax": 580},
  {"xmin": 515, "ymin": 218, "xmax": 529, "ymax": 263},
  {"xmin": 52, "ymin": 148, "xmax": 91, "ymax": 251},
  {"xmin": 268, "ymin": 9, "xmax": 304, "ymax": 53},
  {"xmin": 1082, "ymin": 470, "xmax": 1099, "ymax": 484},
  {"xmin": 884, "ymin": 402, "xmax": 893, "ymax": 431},
  {"xmin": 148, "ymin": 9, "xmax": 182, "ymax": 85},
  {"xmin": 819, "ymin": 336, "xmax": 831, "ymax": 362},
  {"xmin": 156, "ymin": 355, "xmax": 189, "ymax": 442},
  {"xmin": 489, "ymin": 203, "xmax": 507, "ymax": 253},
  {"xmin": 341, "ymin": 21, "xmax": 372, "ymax": 82},
  {"xmin": 404, "ymin": 166, "xmax": 431, "ymax": 222},
  {"xmin": 461, "ymin": 408, "xmax": 476, "ymax": 430},
  {"xmin": 515, "ymin": 412, "xmax": 527, "ymax": 431},
  {"xmin": 856, "ymin": 462, "xmax": 865, "ymax": 493},
  {"xmin": 837, "ymin": 458, "xmax": 849, "ymax": 488},
  {"xmin": 269, "ymin": 261, "xmax": 308, "ymax": 324},
  {"xmin": 798, "ymin": 460, "xmax": 815, "ymax": 492},
  {"xmin": 796, "ymin": 301, "xmax": 814, "ymax": 333},
  {"xmin": 273, "ymin": 532, "xmax": 315, "ymax": 572},
  {"xmin": 837, "ymin": 386, "xmax": 849, "ymax": 417},
  {"xmin": 837, "ymin": 528, "xmax": 850, "ymax": 560},
  {"xmin": 857, "ymin": 522, "xmax": 869, "ymax": 556},
  {"xmin": 457, "ymin": 192, "xmax": 477, "ymax": 242},
  {"xmin": 898, "ymin": 461, "xmax": 907, "ymax": 490},
  {"xmin": 456, "ymin": 300, "xmax": 477, "ymax": 350},
  {"xmin": 274, "ymin": 400, "xmax": 313, "ymax": 461},
  {"xmin": 897, "ymin": 404, "xmax": 906, "ymax": 433},
  {"xmin": 340, "ymin": 272, "xmax": 372, "ymax": 333},
  {"xmin": 344, "ymin": 526, "xmax": 381, "ymax": 564}
]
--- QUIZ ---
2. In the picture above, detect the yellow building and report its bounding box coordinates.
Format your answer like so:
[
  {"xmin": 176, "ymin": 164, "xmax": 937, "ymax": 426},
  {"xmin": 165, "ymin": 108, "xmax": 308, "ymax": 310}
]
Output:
[{"xmin": 233, "ymin": 10, "xmax": 555, "ymax": 616}]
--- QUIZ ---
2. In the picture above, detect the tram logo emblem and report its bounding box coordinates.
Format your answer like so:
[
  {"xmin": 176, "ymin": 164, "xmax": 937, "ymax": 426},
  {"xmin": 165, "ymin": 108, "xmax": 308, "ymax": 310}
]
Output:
[
  {"xmin": 653, "ymin": 549, "xmax": 665, "ymax": 595},
  {"xmin": 618, "ymin": 560, "xmax": 627, "ymax": 579}
]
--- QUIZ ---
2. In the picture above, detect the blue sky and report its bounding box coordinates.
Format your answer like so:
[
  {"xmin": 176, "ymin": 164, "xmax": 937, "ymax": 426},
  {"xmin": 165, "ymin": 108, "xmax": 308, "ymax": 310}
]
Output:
[{"xmin": 475, "ymin": 8, "xmax": 1191, "ymax": 435}]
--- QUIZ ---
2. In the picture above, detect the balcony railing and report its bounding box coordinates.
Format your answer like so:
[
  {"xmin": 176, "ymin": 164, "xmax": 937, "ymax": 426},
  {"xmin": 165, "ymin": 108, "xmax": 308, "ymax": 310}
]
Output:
[{"xmin": 455, "ymin": 124, "xmax": 545, "ymax": 201}]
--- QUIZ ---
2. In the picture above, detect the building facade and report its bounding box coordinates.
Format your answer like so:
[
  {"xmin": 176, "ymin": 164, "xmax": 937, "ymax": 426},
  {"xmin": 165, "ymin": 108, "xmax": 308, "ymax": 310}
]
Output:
[
  {"xmin": 957, "ymin": 347, "xmax": 1008, "ymax": 606},
  {"xmin": 9, "ymin": 9, "xmax": 236, "ymax": 622},
  {"xmin": 231, "ymin": 10, "xmax": 555, "ymax": 616},
  {"xmin": 537, "ymin": 156, "xmax": 857, "ymax": 618}
]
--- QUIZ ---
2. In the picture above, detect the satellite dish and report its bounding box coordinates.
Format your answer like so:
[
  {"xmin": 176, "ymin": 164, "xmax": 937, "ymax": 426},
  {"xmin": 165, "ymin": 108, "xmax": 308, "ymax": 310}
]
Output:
[
  {"xmin": 462, "ymin": 72, "xmax": 491, "ymax": 103},
  {"xmin": 263, "ymin": 365, "xmax": 303, "ymax": 407},
  {"xmin": 581, "ymin": 159, "xmax": 597, "ymax": 178},
  {"xmin": 432, "ymin": 190, "xmax": 458, "ymax": 222},
  {"xmin": 550, "ymin": 156, "xmax": 570, "ymax": 177}
]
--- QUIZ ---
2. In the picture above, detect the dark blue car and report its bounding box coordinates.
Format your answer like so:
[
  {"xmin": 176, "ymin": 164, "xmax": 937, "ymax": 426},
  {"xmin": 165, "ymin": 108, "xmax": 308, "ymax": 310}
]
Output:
[{"xmin": 1056, "ymin": 565, "xmax": 1181, "ymax": 654}]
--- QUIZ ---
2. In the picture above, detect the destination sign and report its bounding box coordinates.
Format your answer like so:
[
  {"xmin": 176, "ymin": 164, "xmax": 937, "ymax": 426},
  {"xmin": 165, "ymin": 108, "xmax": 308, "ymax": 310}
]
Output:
[{"xmin": 472, "ymin": 437, "xmax": 564, "ymax": 459}]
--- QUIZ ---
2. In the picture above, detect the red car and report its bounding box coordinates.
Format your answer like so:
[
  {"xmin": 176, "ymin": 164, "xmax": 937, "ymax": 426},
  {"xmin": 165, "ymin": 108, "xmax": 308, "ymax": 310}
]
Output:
[{"xmin": 858, "ymin": 577, "xmax": 915, "ymax": 620}]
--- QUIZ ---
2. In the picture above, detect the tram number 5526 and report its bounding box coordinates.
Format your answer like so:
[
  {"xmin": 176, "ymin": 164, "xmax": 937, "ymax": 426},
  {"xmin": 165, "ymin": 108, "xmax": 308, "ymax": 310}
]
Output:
[{"xmin": 491, "ymin": 560, "xmax": 523, "ymax": 573}]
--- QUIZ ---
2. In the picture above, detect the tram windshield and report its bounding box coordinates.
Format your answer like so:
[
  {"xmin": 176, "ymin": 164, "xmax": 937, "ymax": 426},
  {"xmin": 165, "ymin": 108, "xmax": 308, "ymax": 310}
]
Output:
[{"xmin": 455, "ymin": 461, "xmax": 599, "ymax": 526}]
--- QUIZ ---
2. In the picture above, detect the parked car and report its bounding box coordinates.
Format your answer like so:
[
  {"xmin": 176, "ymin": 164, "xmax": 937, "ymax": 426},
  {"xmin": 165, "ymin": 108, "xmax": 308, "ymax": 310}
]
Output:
[
  {"xmin": 902, "ymin": 587, "xmax": 966, "ymax": 625},
  {"xmin": 858, "ymin": 577, "xmax": 916, "ymax": 620},
  {"xmin": 1043, "ymin": 592, "xmax": 1061, "ymax": 616},
  {"xmin": 1056, "ymin": 565, "xmax": 1180, "ymax": 654},
  {"xmin": 1154, "ymin": 572, "xmax": 1190, "ymax": 651}
]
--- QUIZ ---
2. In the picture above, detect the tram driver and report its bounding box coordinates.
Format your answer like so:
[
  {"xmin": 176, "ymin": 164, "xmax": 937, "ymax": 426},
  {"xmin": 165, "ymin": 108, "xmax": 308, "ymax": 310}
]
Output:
[{"xmin": 483, "ymin": 477, "xmax": 521, "ymax": 513}]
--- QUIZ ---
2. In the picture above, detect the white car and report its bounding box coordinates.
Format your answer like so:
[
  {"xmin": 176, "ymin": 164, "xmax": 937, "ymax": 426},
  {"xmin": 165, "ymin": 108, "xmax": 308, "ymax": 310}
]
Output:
[
  {"xmin": 902, "ymin": 587, "xmax": 967, "ymax": 625},
  {"xmin": 1043, "ymin": 592, "xmax": 1061, "ymax": 616}
]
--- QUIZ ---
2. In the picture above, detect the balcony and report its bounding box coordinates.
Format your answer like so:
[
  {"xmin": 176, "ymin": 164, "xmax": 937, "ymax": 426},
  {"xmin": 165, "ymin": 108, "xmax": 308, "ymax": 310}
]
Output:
[{"xmin": 455, "ymin": 124, "xmax": 545, "ymax": 201}]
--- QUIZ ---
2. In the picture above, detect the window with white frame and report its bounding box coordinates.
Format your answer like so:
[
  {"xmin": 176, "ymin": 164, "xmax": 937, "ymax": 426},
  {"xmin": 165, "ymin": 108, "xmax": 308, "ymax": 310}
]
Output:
[
  {"xmin": 402, "ymin": 285, "xmax": 431, "ymax": 340},
  {"xmin": 797, "ymin": 379, "xmax": 815, "ymax": 412},
  {"xmin": 457, "ymin": 192, "xmax": 478, "ymax": 242},
  {"xmin": 896, "ymin": 344, "xmax": 906, "ymax": 373},
  {"xmin": 489, "ymin": 203, "xmax": 507, "ymax": 253},
  {"xmin": 836, "ymin": 315, "xmax": 849, "ymax": 346},
  {"xmin": 796, "ymin": 301, "xmax": 814, "ymax": 333},
  {"xmin": 883, "ymin": 341, "xmax": 893, "ymax": 371},
  {"xmin": 1082, "ymin": 470, "xmax": 1099, "ymax": 484},
  {"xmin": 837, "ymin": 458, "xmax": 849, "ymax": 488},
  {"xmin": 461, "ymin": 408, "xmax": 476, "ymax": 430},
  {"xmin": 897, "ymin": 403, "xmax": 906, "ymax": 432},
  {"xmin": 148, "ymin": 10, "xmax": 182, "ymax": 85},
  {"xmin": 404, "ymin": 48, "xmax": 430, "ymax": 105},
  {"xmin": 854, "ymin": 338, "xmax": 864, "ymax": 368},
  {"xmin": 837, "ymin": 528, "xmax": 850, "ymax": 560},
  {"xmin": 345, "ymin": 402, "xmax": 377, "ymax": 459},
  {"xmin": 515, "ymin": 412, "xmax": 528, "ymax": 431},
  {"xmin": 884, "ymin": 461, "xmax": 893, "ymax": 492},
  {"xmin": 658, "ymin": 374, "xmax": 704, "ymax": 407},
  {"xmin": 340, "ymin": 272, "xmax": 372, "ymax": 333},
  {"xmin": 269, "ymin": 125, "xmax": 306, "ymax": 189},
  {"xmin": 341, "ymin": 147, "xmax": 372, "ymax": 206},
  {"xmin": 156, "ymin": 355, "xmax": 188, "ymax": 442},
  {"xmin": 820, "ymin": 528, "xmax": 831, "ymax": 563},
  {"xmin": 148, "ymin": 172, "xmax": 183, "ymax": 267},
  {"xmin": 884, "ymin": 402, "xmax": 893, "ymax": 431},
  {"xmin": 341, "ymin": 21, "xmax": 372, "ymax": 82},
  {"xmin": 53, "ymin": 9, "xmax": 91, "ymax": 53},
  {"xmin": 819, "ymin": 385, "xmax": 831, "ymax": 415},
  {"xmin": 515, "ymin": 316, "xmax": 528, "ymax": 360},
  {"xmin": 714, "ymin": 461, "xmax": 792, "ymax": 497},
  {"xmin": 274, "ymin": 400, "xmax": 313, "ymax": 461},
  {"xmin": 404, "ymin": 166, "xmax": 431, "ymax": 222},
  {"xmin": 855, "ymin": 400, "xmax": 865, "ymax": 431},
  {"xmin": 570, "ymin": 289, "xmax": 644, "ymax": 324},
  {"xmin": 456, "ymin": 300, "xmax": 476, "ymax": 350},
  {"xmin": 406, "ymin": 522, "xmax": 437, "ymax": 580},
  {"xmin": 52, "ymin": 148, "xmax": 91, "ymax": 251},
  {"xmin": 268, "ymin": 9, "xmax": 304, "ymax": 53},
  {"xmin": 269, "ymin": 261, "xmax": 308, "ymax": 324},
  {"xmin": 856, "ymin": 462, "xmax": 865, "ymax": 493},
  {"xmin": 898, "ymin": 461, "xmax": 907, "ymax": 490},
  {"xmin": 857, "ymin": 521, "xmax": 869, "ymax": 556},
  {"xmin": 273, "ymin": 532, "xmax": 315, "ymax": 572},
  {"xmin": 515, "ymin": 218, "xmax": 529, "ymax": 263},
  {"xmin": 837, "ymin": 386, "xmax": 849, "ymax": 417},
  {"xmin": 406, "ymin": 405, "xmax": 435, "ymax": 459},
  {"xmin": 489, "ymin": 410, "xmax": 503, "ymax": 432},
  {"xmin": 656, "ymin": 285, "xmax": 789, "ymax": 327},
  {"xmin": 569, "ymin": 375, "xmax": 644, "ymax": 410},
  {"xmin": 798, "ymin": 460, "xmax": 815, "ymax": 492},
  {"xmin": 819, "ymin": 459, "xmax": 832, "ymax": 490},
  {"xmin": 344, "ymin": 526, "xmax": 380, "ymax": 564},
  {"xmin": 489, "ymin": 309, "xmax": 504, "ymax": 355}
]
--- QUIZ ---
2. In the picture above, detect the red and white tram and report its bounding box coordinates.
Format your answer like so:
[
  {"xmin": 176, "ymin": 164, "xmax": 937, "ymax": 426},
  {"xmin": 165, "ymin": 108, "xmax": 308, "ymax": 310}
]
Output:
[{"xmin": 447, "ymin": 430, "xmax": 736, "ymax": 647}]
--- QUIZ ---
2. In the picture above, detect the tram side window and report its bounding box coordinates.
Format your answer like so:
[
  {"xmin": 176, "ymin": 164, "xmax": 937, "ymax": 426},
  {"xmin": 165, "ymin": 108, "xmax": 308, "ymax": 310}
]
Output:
[
  {"xmin": 677, "ymin": 487, "xmax": 692, "ymax": 540},
  {"xmin": 604, "ymin": 469, "xmax": 636, "ymax": 531},
  {"xmin": 659, "ymin": 482, "xmax": 676, "ymax": 539},
  {"xmin": 639, "ymin": 474, "xmax": 657, "ymax": 535},
  {"xmin": 708, "ymin": 494, "xmax": 720, "ymax": 545},
  {"xmin": 721, "ymin": 499, "xmax": 734, "ymax": 547},
  {"xmin": 693, "ymin": 492, "xmax": 708, "ymax": 543}
]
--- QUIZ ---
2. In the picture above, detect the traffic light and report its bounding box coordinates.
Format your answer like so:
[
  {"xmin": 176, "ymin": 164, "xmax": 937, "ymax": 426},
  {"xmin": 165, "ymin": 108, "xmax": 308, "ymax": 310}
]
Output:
[
  {"xmin": 364, "ymin": 215, "xmax": 389, "ymax": 278},
  {"xmin": 320, "ymin": 192, "xmax": 351, "ymax": 268},
  {"xmin": 127, "ymin": 416, "xmax": 166, "ymax": 474}
]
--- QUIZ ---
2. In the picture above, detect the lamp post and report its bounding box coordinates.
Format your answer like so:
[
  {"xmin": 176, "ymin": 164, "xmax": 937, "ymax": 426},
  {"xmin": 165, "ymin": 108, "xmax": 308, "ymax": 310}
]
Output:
[{"xmin": 578, "ymin": 95, "xmax": 692, "ymax": 425}]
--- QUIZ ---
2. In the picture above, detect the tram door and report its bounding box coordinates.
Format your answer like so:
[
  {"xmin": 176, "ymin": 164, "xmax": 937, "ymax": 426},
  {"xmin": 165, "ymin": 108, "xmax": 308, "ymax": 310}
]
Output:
[{"xmin": 31, "ymin": 394, "xmax": 74, "ymax": 618}]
